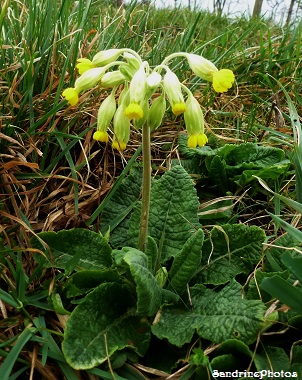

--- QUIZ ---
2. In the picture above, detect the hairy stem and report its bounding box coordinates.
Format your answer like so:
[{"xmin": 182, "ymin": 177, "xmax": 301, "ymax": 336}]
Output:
[{"xmin": 139, "ymin": 123, "xmax": 151, "ymax": 252}]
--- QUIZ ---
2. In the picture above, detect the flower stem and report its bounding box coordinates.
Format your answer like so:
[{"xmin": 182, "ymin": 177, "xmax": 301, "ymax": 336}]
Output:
[{"xmin": 139, "ymin": 123, "xmax": 151, "ymax": 252}]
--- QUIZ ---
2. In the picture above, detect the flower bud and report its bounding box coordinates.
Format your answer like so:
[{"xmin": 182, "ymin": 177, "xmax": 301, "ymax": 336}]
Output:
[
  {"xmin": 100, "ymin": 71, "xmax": 125, "ymax": 88},
  {"xmin": 129, "ymin": 63, "xmax": 147, "ymax": 104},
  {"xmin": 74, "ymin": 67, "xmax": 105, "ymax": 92},
  {"xmin": 147, "ymin": 94, "xmax": 166, "ymax": 130},
  {"xmin": 92, "ymin": 49, "xmax": 123, "ymax": 66},
  {"xmin": 163, "ymin": 69, "xmax": 186, "ymax": 116},
  {"xmin": 112, "ymin": 105, "xmax": 130, "ymax": 150},
  {"xmin": 96, "ymin": 92, "xmax": 116, "ymax": 133}
]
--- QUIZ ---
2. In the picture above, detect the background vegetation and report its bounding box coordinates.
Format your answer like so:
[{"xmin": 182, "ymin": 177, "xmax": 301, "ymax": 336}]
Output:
[{"xmin": 1, "ymin": 0, "xmax": 302, "ymax": 379}]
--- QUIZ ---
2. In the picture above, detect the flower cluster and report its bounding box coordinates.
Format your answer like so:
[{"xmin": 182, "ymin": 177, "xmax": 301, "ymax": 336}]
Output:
[{"xmin": 62, "ymin": 49, "xmax": 235, "ymax": 150}]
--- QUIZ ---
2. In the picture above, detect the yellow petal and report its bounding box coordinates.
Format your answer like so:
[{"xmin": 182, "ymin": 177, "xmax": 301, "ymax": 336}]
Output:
[
  {"xmin": 62, "ymin": 88, "xmax": 79, "ymax": 106},
  {"xmin": 187, "ymin": 134, "xmax": 198, "ymax": 148},
  {"xmin": 212, "ymin": 69, "xmax": 235, "ymax": 93},
  {"xmin": 124, "ymin": 103, "xmax": 144, "ymax": 119},
  {"xmin": 172, "ymin": 102, "xmax": 186, "ymax": 116},
  {"xmin": 93, "ymin": 131, "xmax": 109, "ymax": 142}
]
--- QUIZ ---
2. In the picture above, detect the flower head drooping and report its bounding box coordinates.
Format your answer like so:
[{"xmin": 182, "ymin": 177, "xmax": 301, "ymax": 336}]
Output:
[
  {"xmin": 212, "ymin": 69, "xmax": 235, "ymax": 93},
  {"xmin": 163, "ymin": 68, "xmax": 186, "ymax": 116},
  {"xmin": 112, "ymin": 104, "xmax": 130, "ymax": 150},
  {"xmin": 184, "ymin": 91, "xmax": 207, "ymax": 148},
  {"xmin": 124, "ymin": 62, "xmax": 147, "ymax": 120},
  {"xmin": 93, "ymin": 91, "xmax": 116, "ymax": 143},
  {"xmin": 185, "ymin": 53, "xmax": 235, "ymax": 93}
]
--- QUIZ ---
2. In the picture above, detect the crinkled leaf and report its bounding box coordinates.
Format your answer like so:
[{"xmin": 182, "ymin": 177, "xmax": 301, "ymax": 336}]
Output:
[
  {"xmin": 152, "ymin": 280, "xmax": 266, "ymax": 347},
  {"xmin": 128, "ymin": 165, "xmax": 200, "ymax": 262},
  {"xmin": 64, "ymin": 269, "xmax": 121, "ymax": 298},
  {"xmin": 209, "ymin": 155, "xmax": 228, "ymax": 195},
  {"xmin": 145, "ymin": 236, "xmax": 159, "ymax": 274},
  {"xmin": 235, "ymin": 163, "xmax": 289, "ymax": 187},
  {"xmin": 99, "ymin": 166, "xmax": 142, "ymax": 248},
  {"xmin": 199, "ymin": 224, "xmax": 265, "ymax": 285},
  {"xmin": 224, "ymin": 142, "xmax": 285, "ymax": 168},
  {"xmin": 31, "ymin": 229, "xmax": 112, "ymax": 272},
  {"xmin": 254, "ymin": 347, "xmax": 291, "ymax": 372},
  {"xmin": 167, "ymin": 229, "xmax": 204, "ymax": 295},
  {"xmin": 62, "ymin": 282, "xmax": 150, "ymax": 369},
  {"xmin": 115, "ymin": 247, "xmax": 163, "ymax": 316}
]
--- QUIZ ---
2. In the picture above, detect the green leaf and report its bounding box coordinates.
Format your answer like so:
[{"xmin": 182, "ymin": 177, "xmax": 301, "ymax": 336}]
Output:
[
  {"xmin": 128, "ymin": 165, "xmax": 200, "ymax": 262},
  {"xmin": 145, "ymin": 236, "xmax": 159, "ymax": 274},
  {"xmin": 64, "ymin": 269, "xmax": 121, "ymax": 298},
  {"xmin": 281, "ymin": 252, "xmax": 302, "ymax": 283},
  {"xmin": 0, "ymin": 327, "xmax": 36, "ymax": 380},
  {"xmin": 199, "ymin": 224, "xmax": 265, "ymax": 285},
  {"xmin": 152, "ymin": 280, "xmax": 266, "ymax": 347},
  {"xmin": 261, "ymin": 275, "xmax": 302, "ymax": 314},
  {"xmin": 254, "ymin": 347, "xmax": 291, "ymax": 373},
  {"xmin": 167, "ymin": 229, "xmax": 204, "ymax": 295},
  {"xmin": 31, "ymin": 229, "xmax": 112, "ymax": 272},
  {"xmin": 209, "ymin": 155, "xmax": 228, "ymax": 195},
  {"xmin": 236, "ymin": 163, "xmax": 289, "ymax": 187},
  {"xmin": 62, "ymin": 283, "xmax": 150, "ymax": 370},
  {"xmin": 225, "ymin": 142, "xmax": 285, "ymax": 168},
  {"xmin": 99, "ymin": 166, "xmax": 143, "ymax": 247},
  {"xmin": 115, "ymin": 247, "xmax": 163, "ymax": 316},
  {"xmin": 268, "ymin": 212, "xmax": 302, "ymax": 243}
]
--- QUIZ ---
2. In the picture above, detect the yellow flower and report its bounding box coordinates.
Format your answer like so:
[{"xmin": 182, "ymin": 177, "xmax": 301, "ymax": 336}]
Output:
[
  {"xmin": 187, "ymin": 133, "xmax": 208, "ymax": 148},
  {"xmin": 62, "ymin": 88, "xmax": 79, "ymax": 106},
  {"xmin": 184, "ymin": 92, "xmax": 204, "ymax": 135},
  {"xmin": 93, "ymin": 131, "xmax": 109, "ymax": 142},
  {"xmin": 212, "ymin": 69, "xmax": 235, "ymax": 93},
  {"xmin": 76, "ymin": 58, "xmax": 94, "ymax": 74},
  {"xmin": 124, "ymin": 102, "xmax": 144, "ymax": 119},
  {"xmin": 185, "ymin": 53, "xmax": 235, "ymax": 93},
  {"xmin": 112, "ymin": 140, "xmax": 127, "ymax": 151}
]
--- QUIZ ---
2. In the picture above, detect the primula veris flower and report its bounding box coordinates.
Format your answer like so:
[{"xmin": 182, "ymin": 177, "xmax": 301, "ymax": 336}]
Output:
[
  {"xmin": 62, "ymin": 88, "xmax": 79, "ymax": 106},
  {"xmin": 129, "ymin": 63, "xmax": 147, "ymax": 105},
  {"xmin": 185, "ymin": 53, "xmax": 235, "ymax": 92},
  {"xmin": 147, "ymin": 93, "xmax": 166, "ymax": 130},
  {"xmin": 112, "ymin": 105, "xmax": 130, "ymax": 150},
  {"xmin": 93, "ymin": 130, "xmax": 109, "ymax": 142},
  {"xmin": 184, "ymin": 92, "xmax": 205, "ymax": 136},
  {"xmin": 76, "ymin": 58, "xmax": 94, "ymax": 74},
  {"xmin": 92, "ymin": 49, "xmax": 123, "ymax": 66},
  {"xmin": 212, "ymin": 69, "xmax": 235, "ymax": 93},
  {"xmin": 184, "ymin": 92, "xmax": 208, "ymax": 148},
  {"xmin": 96, "ymin": 92, "xmax": 116, "ymax": 134},
  {"xmin": 163, "ymin": 69, "xmax": 186, "ymax": 116},
  {"xmin": 134, "ymin": 99, "xmax": 149, "ymax": 129},
  {"xmin": 187, "ymin": 133, "xmax": 208, "ymax": 148}
]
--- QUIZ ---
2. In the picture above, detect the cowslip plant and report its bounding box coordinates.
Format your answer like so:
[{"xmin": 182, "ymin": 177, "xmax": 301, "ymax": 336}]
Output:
[{"xmin": 62, "ymin": 48, "xmax": 235, "ymax": 252}]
